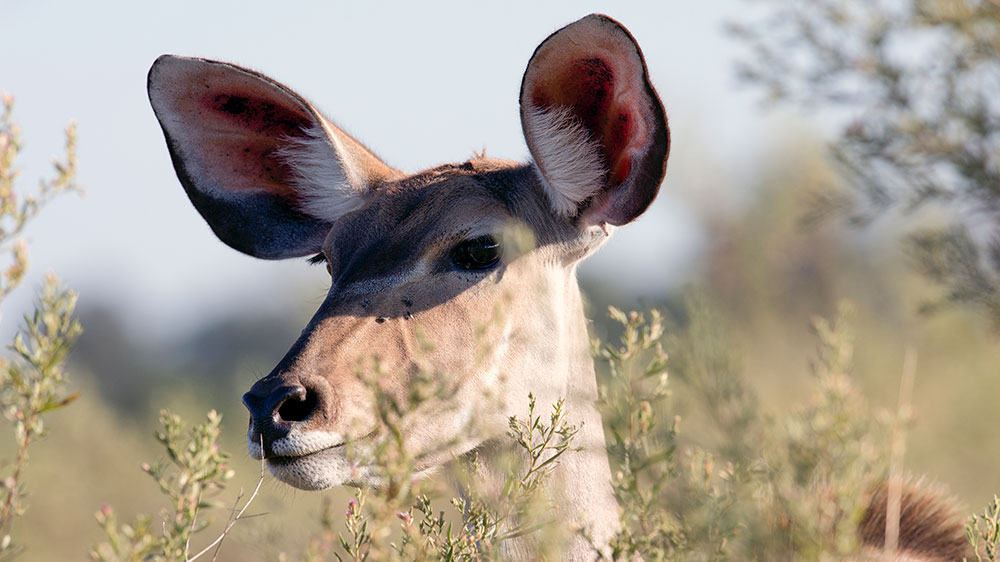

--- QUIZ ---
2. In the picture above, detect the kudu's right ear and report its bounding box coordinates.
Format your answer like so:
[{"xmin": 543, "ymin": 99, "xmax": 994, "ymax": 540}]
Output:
[
  {"xmin": 520, "ymin": 14, "xmax": 669, "ymax": 227},
  {"xmin": 147, "ymin": 55, "xmax": 398, "ymax": 259}
]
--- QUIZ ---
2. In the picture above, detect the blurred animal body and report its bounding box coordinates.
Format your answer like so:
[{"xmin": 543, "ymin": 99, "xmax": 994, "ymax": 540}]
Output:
[{"xmin": 147, "ymin": 14, "xmax": 965, "ymax": 561}]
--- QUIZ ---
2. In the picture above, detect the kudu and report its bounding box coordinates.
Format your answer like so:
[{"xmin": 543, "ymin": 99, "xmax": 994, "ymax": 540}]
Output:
[{"xmin": 148, "ymin": 14, "xmax": 967, "ymax": 561}]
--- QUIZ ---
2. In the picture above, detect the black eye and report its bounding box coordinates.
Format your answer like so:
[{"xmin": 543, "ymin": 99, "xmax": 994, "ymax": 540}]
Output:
[{"xmin": 451, "ymin": 235, "xmax": 503, "ymax": 270}]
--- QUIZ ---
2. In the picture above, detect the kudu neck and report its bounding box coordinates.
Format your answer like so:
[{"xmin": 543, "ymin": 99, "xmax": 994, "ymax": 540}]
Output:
[{"xmin": 471, "ymin": 270, "xmax": 619, "ymax": 560}]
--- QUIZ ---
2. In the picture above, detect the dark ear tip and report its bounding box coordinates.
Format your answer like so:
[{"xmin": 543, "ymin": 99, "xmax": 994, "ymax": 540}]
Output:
[
  {"xmin": 581, "ymin": 13, "xmax": 617, "ymax": 24},
  {"xmin": 147, "ymin": 55, "xmax": 218, "ymax": 102},
  {"xmin": 149, "ymin": 54, "xmax": 179, "ymax": 74},
  {"xmin": 148, "ymin": 55, "xmax": 182, "ymax": 94},
  {"xmin": 149, "ymin": 55, "xmax": 212, "ymax": 79},
  {"xmin": 573, "ymin": 13, "xmax": 631, "ymax": 34}
]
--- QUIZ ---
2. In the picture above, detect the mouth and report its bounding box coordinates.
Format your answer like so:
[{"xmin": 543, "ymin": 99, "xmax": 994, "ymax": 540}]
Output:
[
  {"xmin": 249, "ymin": 429, "xmax": 378, "ymax": 491},
  {"xmin": 265, "ymin": 442, "xmax": 344, "ymax": 466},
  {"xmin": 262, "ymin": 444, "xmax": 356, "ymax": 490}
]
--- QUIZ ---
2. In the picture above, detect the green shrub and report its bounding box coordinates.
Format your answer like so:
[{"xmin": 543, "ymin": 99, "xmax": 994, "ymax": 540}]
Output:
[
  {"xmin": 91, "ymin": 299, "xmax": 1000, "ymax": 561},
  {"xmin": 0, "ymin": 92, "xmax": 81, "ymax": 559},
  {"xmin": 967, "ymin": 495, "xmax": 1000, "ymax": 562},
  {"xmin": 90, "ymin": 410, "xmax": 251, "ymax": 562}
]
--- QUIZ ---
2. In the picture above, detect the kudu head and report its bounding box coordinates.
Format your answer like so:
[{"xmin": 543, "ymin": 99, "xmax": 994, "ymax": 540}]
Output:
[{"xmin": 147, "ymin": 14, "xmax": 669, "ymax": 492}]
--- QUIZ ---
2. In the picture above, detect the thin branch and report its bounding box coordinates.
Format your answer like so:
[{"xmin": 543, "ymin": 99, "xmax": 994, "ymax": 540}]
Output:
[
  {"xmin": 211, "ymin": 486, "xmax": 246, "ymax": 562},
  {"xmin": 184, "ymin": 493, "xmax": 201, "ymax": 560},
  {"xmin": 186, "ymin": 441, "xmax": 266, "ymax": 562},
  {"xmin": 0, "ymin": 416, "xmax": 34, "ymax": 531}
]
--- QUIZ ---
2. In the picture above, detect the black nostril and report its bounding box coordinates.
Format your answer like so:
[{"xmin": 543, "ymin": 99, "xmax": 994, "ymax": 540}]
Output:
[{"xmin": 275, "ymin": 385, "xmax": 320, "ymax": 423}]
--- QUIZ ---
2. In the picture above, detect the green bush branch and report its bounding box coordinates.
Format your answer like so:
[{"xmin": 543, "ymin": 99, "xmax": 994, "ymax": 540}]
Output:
[
  {"xmin": 317, "ymin": 357, "xmax": 579, "ymax": 562},
  {"xmin": 0, "ymin": 93, "xmax": 81, "ymax": 304},
  {"xmin": 967, "ymin": 495, "xmax": 1000, "ymax": 562},
  {"xmin": 90, "ymin": 410, "xmax": 253, "ymax": 562},
  {"xmin": 0, "ymin": 92, "xmax": 82, "ymax": 559}
]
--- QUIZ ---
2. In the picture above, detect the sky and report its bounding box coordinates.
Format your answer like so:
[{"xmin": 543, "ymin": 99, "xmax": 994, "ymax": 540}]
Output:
[{"xmin": 2, "ymin": 0, "xmax": 793, "ymax": 339}]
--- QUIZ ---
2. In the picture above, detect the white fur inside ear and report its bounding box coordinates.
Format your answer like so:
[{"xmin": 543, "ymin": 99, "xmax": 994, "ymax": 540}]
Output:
[
  {"xmin": 523, "ymin": 103, "xmax": 607, "ymax": 217},
  {"xmin": 275, "ymin": 122, "xmax": 368, "ymax": 222}
]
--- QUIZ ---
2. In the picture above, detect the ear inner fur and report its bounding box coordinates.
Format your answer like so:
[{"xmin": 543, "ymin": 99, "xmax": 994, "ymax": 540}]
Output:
[{"xmin": 150, "ymin": 56, "xmax": 320, "ymax": 201}]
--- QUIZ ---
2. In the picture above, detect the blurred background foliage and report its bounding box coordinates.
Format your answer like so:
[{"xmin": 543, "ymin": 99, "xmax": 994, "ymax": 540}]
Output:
[
  {"xmin": 730, "ymin": 0, "xmax": 1000, "ymax": 325},
  {"xmin": 2, "ymin": 0, "xmax": 1000, "ymax": 560}
]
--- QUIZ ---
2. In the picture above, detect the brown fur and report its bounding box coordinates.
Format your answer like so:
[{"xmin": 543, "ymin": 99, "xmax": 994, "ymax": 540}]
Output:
[{"xmin": 858, "ymin": 479, "xmax": 969, "ymax": 561}]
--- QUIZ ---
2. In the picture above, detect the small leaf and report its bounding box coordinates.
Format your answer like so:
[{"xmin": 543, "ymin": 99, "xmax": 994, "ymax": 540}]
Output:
[{"xmin": 38, "ymin": 391, "xmax": 80, "ymax": 413}]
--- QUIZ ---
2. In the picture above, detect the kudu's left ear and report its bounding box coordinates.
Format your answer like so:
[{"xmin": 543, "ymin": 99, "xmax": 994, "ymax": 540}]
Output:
[
  {"xmin": 148, "ymin": 55, "xmax": 399, "ymax": 259},
  {"xmin": 520, "ymin": 14, "xmax": 670, "ymax": 226}
]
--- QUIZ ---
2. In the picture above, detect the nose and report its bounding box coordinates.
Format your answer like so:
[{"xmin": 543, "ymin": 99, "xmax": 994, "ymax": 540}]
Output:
[{"xmin": 242, "ymin": 383, "xmax": 322, "ymax": 455}]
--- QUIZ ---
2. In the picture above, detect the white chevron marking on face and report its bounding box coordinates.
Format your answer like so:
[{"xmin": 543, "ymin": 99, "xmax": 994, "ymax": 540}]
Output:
[{"xmin": 334, "ymin": 259, "xmax": 431, "ymax": 297}]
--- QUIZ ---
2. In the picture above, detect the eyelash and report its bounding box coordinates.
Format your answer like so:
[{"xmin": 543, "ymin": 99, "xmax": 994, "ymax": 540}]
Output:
[
  {"xmin": 451, "ymin": 235, "xmax": 503, "ymax": 270},
  {"xmin": 308, "ymin": 254, "xmax": 333, "ymax": 275}
]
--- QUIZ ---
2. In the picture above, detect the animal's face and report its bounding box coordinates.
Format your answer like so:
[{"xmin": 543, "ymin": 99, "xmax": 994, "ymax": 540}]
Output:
[
  {"xmin": 246, "ymin": 161, "xmax": 598, "ymax": 490},
  {"xmin": 147, "ymin": 14, "xmax": 668, "ymax": 490}
]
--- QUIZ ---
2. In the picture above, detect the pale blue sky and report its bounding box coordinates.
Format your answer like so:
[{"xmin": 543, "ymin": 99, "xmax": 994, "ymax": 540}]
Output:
[{"xmin": 3, "ymin": 0, "xmax": 802, "ymax": 338}]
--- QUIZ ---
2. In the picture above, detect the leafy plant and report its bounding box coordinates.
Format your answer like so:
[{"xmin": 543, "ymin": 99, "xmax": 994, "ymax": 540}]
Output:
[
  {"xmin": 583, "ymin": 300, "xmax": 898, "ymax": 561},
  {"xmin": 0, "ymin": 92, "xmax": 81, "ymax": 558},
  {"xmin": 967, "ymin": 495, "xmax": 1000, "ymax": 562},
  {"xmin": 0, "ymin": 93, "xmax": 80, "ymax": 303},
  {"xmin": 0, "ymin": 275, "xmax": 81, "ymax": 557},
  {"xmin": 332, "ymin": 389, "xmax": 577, "ymax": 562},
  {"xmin": 590, "ymin": 307, "xmax": 682, "ymax": 560},
  {"xmin": 752, "ymin": 303, "xmax": 887, "ymax": 559},
  {"xmin": 90, "ymin": 410, "xmax": 260, "ymax": 562},
  {"xmin": 86, "ymin": 300, "xmax": 982, "ymax": 561}
]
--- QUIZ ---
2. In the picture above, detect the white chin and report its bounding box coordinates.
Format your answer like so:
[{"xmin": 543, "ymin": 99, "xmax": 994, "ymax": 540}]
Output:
[{"xmin": 264, "ymin": 447, "xmax": 357, "ymax": 491}]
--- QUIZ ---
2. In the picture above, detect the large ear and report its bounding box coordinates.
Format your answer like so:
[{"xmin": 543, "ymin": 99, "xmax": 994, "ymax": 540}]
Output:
[
  {"xmin": 520, "ymin": 14, "xmax": 669, "ymax": 226},
  {"xmin": 147, "ymin": 55, "xmax": 400, "ymax": 259}
]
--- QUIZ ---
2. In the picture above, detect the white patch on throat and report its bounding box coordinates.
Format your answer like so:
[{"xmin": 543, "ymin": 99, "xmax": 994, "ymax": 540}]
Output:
[
  {"xmin": 480, "ymin": 318, "xmax": 514, "ymax": 390},
  {"xmin": 522, "ymin": 103, "xmax": 607, "ymax": 217}
]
